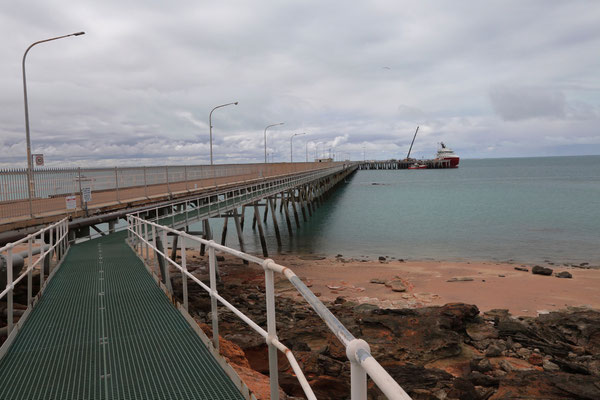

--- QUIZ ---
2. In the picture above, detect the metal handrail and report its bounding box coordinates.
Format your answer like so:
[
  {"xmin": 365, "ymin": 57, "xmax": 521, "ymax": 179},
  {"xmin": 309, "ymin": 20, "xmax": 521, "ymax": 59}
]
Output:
[
  {"xmin": 1, "ymin": 217, "xmax": 69, "ymax": 339},
  {"xmin": 127, "ymin": 214, "xmax": 410, "ymax": 400},
  {"xmin": 79, "ymin": 163, "xmax": 353, "ymax": 243}
]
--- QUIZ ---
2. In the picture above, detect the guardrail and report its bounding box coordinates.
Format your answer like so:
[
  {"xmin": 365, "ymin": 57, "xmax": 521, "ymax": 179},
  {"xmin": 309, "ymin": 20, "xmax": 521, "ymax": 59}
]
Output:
[
  {"xmin": 127, "ymin": 214, "xmax": 410, "ymax": 400},
  {"xmin": 0, "ymin": 218, "xmax": 69, "ymax": 349},
  {"xmin": 80, "ymin": 163, "xmax": 353, "ymax": 242},
  {"xmin": 0, "ymin": 162, "xmax": 344, "ymax": 222}
]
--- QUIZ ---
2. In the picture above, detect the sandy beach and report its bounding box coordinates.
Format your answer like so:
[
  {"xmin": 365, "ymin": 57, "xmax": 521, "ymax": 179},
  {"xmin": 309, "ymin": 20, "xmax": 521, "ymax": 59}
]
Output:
[{"xmin": 265, "ymin": 255, "xmax": 600, "ymax": 317}]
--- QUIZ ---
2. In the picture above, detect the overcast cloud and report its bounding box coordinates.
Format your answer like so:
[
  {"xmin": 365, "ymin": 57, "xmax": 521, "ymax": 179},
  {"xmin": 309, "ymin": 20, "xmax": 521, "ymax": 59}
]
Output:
[{"xmin": 1, "ymin": 0, "xmax": 599, "ymax": 168}]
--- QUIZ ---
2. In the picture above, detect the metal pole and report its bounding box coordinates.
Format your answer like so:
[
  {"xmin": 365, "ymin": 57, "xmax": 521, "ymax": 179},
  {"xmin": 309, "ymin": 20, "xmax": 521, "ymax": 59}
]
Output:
[
  {"xmin": 143, "ymin": 166, "xmax": 148, "ymax": 199},
  {"xmin": 306, "ymin": 140, "xmax": 308, "ymax": 162},
  {"xmin": 114, "ymin": 167, "xmax": 120, "ymax": 203},
  {"xmin": 350, "ymin": 362, "xmax": 367, "ymax": 400},
  {"xmin": 181, "ymin": 234, "xmax": 188, "ymax": 311},
  {"xmin": 27, "ymin": 236, "xmax": 32, "ymax": 305},
  {"xmin": 264, "ymin": 265, "xmax": 279, "ymax": 400},
  {"xmin": 208, "ymin": 242, "xmax": 219, "ymax": 350},
  {"xmin": 208, "ymin": 101, "xmax": 238, "ymax": 165},
  {"xmin": 22, "ymin": 32, "xmax": 85, "ymax": 215},
  {"xmin": 77, "ymin": 167, "xmax": 84, "ymax": 213},
  {"xmin": 264, "ymin": 122, "xmax": 284, "ymax": 163},
  {"xmin": 290, "ymin": 132, "xmax": 305, "ymax": 163},
  {"xmin": 7, "ymin": 248, "xmax": 13, "ymax": 335}
]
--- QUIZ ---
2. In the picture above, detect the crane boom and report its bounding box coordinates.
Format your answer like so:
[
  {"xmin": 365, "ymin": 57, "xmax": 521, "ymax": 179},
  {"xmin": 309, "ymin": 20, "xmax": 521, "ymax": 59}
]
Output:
[{"xmin": 406, "ymin": 126, "xmax": 419, "ymax": 160}]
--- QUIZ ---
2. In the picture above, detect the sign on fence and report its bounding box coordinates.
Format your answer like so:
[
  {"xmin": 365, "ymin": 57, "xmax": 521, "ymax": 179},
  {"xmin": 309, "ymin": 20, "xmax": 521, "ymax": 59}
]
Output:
[
  {"xmin": 33, "ymin": 154, "xmax": 44, "ymax": 166},
  {"xmin": 65, "ymin": 195, "xmax": 77, "ymax": 210},
  {"xmin": 82, "ymin": 187, "xmax": 92, "ymax": 203}
]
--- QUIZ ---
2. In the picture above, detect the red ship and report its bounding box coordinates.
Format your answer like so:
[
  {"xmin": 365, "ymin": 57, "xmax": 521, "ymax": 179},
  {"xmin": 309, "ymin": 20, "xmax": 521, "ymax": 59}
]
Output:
[{"xmin": 435, "ymin": 142, "xmax": 460, "ymax": 168}]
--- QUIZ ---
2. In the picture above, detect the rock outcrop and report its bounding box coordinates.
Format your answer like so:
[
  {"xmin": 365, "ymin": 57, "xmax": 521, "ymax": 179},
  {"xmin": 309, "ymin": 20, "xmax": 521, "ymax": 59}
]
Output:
[{"xmin": 174, "ymin": 261, "xmax": 600, "ymax": 400}]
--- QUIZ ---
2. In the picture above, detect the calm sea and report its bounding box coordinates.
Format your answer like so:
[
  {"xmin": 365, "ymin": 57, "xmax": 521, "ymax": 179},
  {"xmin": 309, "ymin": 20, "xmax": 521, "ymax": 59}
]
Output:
[{"xmin": 200, "ymin": 156, "xmax": 600, "ymax": 264}]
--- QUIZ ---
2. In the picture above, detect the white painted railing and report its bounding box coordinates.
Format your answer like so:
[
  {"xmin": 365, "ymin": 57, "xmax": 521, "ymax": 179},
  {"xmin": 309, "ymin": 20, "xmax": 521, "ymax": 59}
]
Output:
[
  {"xmin": 78, "ymin": 163, "xmax": 353, "ymax": 242},
  {"xmin": 127, "ymin": 214, "xmax": 411, "ymax": 400},
  {"xmin": 0, "ymin": 218, "xmax": 69, "ymax": 343}
]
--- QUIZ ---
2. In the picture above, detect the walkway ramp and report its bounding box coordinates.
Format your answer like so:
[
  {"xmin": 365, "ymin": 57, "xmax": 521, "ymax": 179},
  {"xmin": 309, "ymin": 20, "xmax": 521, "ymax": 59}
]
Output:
[{"xmin": 0, "ymin": 232, "xmax": 244, "ymax": 400}]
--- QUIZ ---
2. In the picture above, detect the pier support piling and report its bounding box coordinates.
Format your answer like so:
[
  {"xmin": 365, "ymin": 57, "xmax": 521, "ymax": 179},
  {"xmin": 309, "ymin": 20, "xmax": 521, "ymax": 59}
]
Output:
[
  {"xmin": 289, "ymin": 190, "xmax": 301, "ymax": 228},
  {"xmin": 233, "ymin": 210, "xmax": 248, "ymax": 264},
  {"xmin": 282, "ymin": 194, "xmax": 294, "ymax": 236},
  {"xmin": 220, "ymin": 216, "xmax": 228, "ymax": 245},
  {"xmin": 268, "ymin": 197, "xmax": 282, "ymax": 247},
  {"xmin": 253, "ymin": 203, "xmax": 269, "ymax": 257}
]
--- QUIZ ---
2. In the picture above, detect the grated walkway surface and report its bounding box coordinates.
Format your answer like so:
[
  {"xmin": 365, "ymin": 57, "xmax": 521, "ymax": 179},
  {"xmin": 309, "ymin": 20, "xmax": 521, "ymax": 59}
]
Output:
[{"xmin": 0, "ymin": 232, "xmax": 244, "ymax": 400}]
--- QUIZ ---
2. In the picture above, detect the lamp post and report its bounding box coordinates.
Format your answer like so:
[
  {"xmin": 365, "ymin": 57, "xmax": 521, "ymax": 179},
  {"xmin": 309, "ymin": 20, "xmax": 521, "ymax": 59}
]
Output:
[
  {"xmin": 305, "ymin": 140, "xmax": 309, "ymax": 162},
  {"xmin": 264, "ymin": 122, "xmax": 284, "ymax": 163},
  {"xmin": 209, "ymin": 101, "xmax": 238, "ymax": 165},
  {"xmin": 22, "ymin": 31, "xmax": 85, "ymax": 213},
  {"xmin": 290, "ymin": 132, "xmax": 305, "ymax": 163}
]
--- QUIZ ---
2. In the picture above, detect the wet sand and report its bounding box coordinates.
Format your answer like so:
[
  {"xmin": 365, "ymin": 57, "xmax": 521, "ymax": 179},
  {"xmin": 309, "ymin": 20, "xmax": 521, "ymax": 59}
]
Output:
[{"xmin": 268, "ymin": 255, "xmax": 600, "ymax": 317}]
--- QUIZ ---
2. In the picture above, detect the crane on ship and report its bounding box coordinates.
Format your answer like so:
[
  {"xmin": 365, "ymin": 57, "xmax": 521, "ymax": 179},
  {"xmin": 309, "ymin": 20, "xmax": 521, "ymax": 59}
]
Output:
[{"xmin": 405, "ymin": 125, "xmax": 419, "ymax": 161}]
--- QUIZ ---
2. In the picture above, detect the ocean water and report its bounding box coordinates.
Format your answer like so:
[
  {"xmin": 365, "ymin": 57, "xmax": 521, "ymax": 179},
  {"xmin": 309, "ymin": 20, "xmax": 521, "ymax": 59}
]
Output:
[{"xmin": 199, "ymin": 156, "xmax": 600, "ymax": 264}]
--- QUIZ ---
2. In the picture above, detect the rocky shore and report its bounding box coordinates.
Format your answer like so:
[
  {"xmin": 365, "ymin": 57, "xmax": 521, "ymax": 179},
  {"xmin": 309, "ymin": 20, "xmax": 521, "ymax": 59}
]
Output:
[{"xmin": 174, "ymin": 256, "xmax": 600, "ymax": 400}]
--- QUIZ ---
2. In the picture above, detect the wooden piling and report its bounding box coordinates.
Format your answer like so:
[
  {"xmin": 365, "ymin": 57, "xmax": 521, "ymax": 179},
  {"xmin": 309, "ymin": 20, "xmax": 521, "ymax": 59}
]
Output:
[
  {"xmin": 170, "ymin": 234, "xmax": 179, "ymax": 261},
  {"xmin": 297, "ymin": 189, "xmax": 308, "ymax": 222},
  {"xmin": 302, "ymin": 187, "xmax": 313, "ymax": 217},
  {"xmin": 253, "ymin": 203, "xmax": 269, "ymax": 257},
  {"xmin": 263, "ymin": 200, "xmax": 269, "ymax": 223},
  {"xmin": 240, "ymin": 205, "xmax": 246, "ymax": 230},
  {"xmin": 221, "ymin": 216, "xmax": 228, "ymax": 245},
  {"xmin": 282, "ymin": 193, "xmax": 294, "ymax": 236},
  {"xmin": 289, "ymin": 190, "xmax": 301, "ymax": 228},
  {"xmin": 233, "ymin": 210, "xmax": 248, "ymax": 264},
  {"xmin": 268, "ymin": 197, "xmax": 282, "ymax": 247},
  {"xmin": 200, "ymin": 219, "xmax": 212, "ymax": 256}
]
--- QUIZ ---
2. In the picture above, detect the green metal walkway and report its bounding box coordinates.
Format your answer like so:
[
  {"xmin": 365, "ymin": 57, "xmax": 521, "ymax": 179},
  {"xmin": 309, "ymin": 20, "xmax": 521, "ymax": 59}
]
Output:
[{"xmin": 0, "ymin": 232, "xmax": 244, "ymax": 400}]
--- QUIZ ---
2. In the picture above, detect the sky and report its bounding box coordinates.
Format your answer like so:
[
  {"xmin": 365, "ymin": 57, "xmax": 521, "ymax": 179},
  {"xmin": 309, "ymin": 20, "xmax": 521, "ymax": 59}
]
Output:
[{"xmin": 1, "ymin": 0, "xmax": 599, "ymax": 168}]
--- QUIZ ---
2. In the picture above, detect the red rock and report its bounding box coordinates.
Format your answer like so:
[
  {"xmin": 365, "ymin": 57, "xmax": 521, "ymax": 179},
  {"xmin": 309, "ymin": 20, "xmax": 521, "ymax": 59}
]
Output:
[{"xmin": 528, "ymin": 353, "xmax": 544, "ymax": 366}]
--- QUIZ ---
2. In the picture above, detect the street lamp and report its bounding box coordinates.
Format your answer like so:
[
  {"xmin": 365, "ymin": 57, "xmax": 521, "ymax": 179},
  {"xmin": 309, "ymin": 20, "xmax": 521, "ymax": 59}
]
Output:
[
  {"xmin": 264, "ymin": 122, "xmax": 284, "ymax": 163},
  {"xmin": 305, "ymin": 138, "xmax": 316, "ymax": 162},
  {"xmin": 22, "ymin": 31, "xmax": 85, "ymax": 212},
  {"xmin": 290, "ymin": 132, "xmax": 305, "ymax": 163},
  {"xmin": 305, "ymin": 140, "xmax": 309, "ymax": 162},
  {"xmin": 209, "ymin": 101, "xmax": 238, "ymax": 165}
]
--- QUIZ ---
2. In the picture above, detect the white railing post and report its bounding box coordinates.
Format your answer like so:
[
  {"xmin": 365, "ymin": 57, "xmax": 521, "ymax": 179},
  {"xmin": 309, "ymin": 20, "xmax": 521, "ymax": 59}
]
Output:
[
  {"xmin": 49, "ymin": 225, "xmax": 54, "ymax": 273},
  {"xmin": 151, "ymin": 224, "xmax": 158, "ymax": 275},
  {"xmin": 7, "ymin": 248, "xmax": 13, "ymax": 335},
  {"xmin": 115, "ymin": 167, "xmax": 120, "ymax": 203},
  {"xmin": 144, "ymin": 221, "xmax": 149, "ymax": 262},
  {"xmin": 39, "ymin": 235, "xmax": 45, "ymax": 288},
  {"xmin": 166, "ymin": 166, "xmax": 171, "ymax": 195},
  {"xmin": 181, "ymin": 234, "xmax": 188, "ymax": 311},
  {"xmin": 143, "ymin": 166, "xmax": 148, "ymax": 199},
  {"xmin": 208, "ymin": 242, "xmax": 219, "ymax": 351},
  {"xmin": 61, "ymin": 221, "xmax": 66, "ymax": 259},
  {"xmin": 264, "ymin": 261, "xmax": 280, "ymax": 400},
  {"xmin": 161, "ymin": 229, "xmax": 172, "ymax": 293},
  {"xmin": 347, "ymin": 339, "xmax": 369, "ymax": 400},
  {"xmin": 27, "ymin": 236, "xmax": 32, "ymax": 306},
  {"xmin": 350, "ymin": 363, "xmax": 367, "ymax": 400},
  {"xmin": 184, "ymin": 165, "xmax": 188, "ymax": 192},
  {"xmin": 185, "ymin": 200, "xmax": 190, "ymax": 228},
  {"xmin": 134, "ymin": 219, "xmax": 139, "ymax": 252}
]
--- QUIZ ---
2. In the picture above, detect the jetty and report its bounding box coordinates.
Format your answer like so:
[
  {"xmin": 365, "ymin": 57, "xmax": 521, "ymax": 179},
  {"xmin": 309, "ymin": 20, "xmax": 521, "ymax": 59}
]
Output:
[
  {"xmin": 0, "ymin": 161, "xmax": 410, "ymax": 399},
  {"xmin": 358, "ymin": 159, "xmax": 453, "ymax": 170}
]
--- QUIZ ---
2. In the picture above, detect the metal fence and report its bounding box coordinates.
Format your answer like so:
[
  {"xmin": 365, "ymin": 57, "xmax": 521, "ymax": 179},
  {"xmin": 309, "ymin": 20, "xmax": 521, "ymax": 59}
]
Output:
[
  {"xmin": 78, "ymin": 164, "xmax": 352, "ymax": 243},
  {"xmin": 127, "ymin": 214, "xmax": 410, "ymax": 400},
  {"xmin": 0, "ymin": 218, "xmax": 69, "ymax": 355},
  {"xmin": 0, "ymin": 162, "xmax": 344, "ymax": 222}
]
